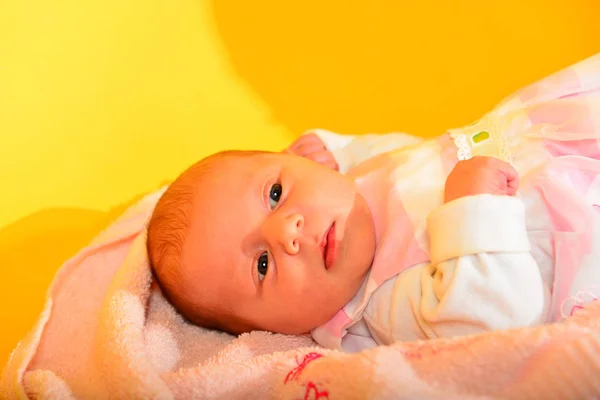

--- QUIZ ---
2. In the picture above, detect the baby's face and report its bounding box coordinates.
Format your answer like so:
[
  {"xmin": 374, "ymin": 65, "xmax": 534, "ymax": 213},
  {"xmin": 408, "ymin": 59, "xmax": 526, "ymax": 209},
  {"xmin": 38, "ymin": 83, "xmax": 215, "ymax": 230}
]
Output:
[{"xmin": 181, "ymin": 152, "xmax": 376, "ymax": 334}]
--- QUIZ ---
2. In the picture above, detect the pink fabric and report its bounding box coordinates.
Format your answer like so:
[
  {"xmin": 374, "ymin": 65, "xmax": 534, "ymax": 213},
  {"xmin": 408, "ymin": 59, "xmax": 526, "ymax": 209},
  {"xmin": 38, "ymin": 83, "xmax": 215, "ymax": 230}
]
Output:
[
  {"xmin": 369, "ymin": 188, "xmax": 429, "ymax": 286},
  {"xmin": 519, "ymin": 67, "xmax": 582, "ymax": 104},
  {"xmin": 324, "ymin": 310, "xmax": 352, "ymax": 338},
  {"xmin": 546, "ymin": 138, "xmax": 600, "ymax": 159},
  {"xmin": 534, "ymin": 174, "xmax": 593, "ymax": 321}
]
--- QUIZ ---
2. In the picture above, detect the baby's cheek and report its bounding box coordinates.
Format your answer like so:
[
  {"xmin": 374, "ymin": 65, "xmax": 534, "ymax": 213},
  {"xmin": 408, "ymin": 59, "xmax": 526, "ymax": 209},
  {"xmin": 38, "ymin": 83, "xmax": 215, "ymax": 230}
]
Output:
[
  {"xmin": 306, "ymin": 276, "xmax": 347, "ymax": 311},
  {"xmin": 277, "ymin": 260, "xmax": 343, "ymax": 306},
  {"xmin": 283, "ymin": 272, "xmax": 317, "ymax": 299},
  {"xmin": 283, "ymin": 272, "xmax": 328, "ymax": 303}
]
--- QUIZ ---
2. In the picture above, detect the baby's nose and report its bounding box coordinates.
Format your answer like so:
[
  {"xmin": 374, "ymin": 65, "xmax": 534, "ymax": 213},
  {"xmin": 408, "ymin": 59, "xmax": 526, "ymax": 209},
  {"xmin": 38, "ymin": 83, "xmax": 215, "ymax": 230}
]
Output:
[{"xmin": 273, "ymin": 213, "xmax": 304, "ymax": 254}]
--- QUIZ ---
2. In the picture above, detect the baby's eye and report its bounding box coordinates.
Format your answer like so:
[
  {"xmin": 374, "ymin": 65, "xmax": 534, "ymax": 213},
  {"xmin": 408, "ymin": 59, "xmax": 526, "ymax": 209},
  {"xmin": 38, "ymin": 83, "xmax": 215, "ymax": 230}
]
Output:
[
  {"xmin": 269, "ymin": 183, "xmax": 282, "ymax": 209},
  {"xmin": 257, "ymin": 251, "xmax": 269, "ymax": 282}
]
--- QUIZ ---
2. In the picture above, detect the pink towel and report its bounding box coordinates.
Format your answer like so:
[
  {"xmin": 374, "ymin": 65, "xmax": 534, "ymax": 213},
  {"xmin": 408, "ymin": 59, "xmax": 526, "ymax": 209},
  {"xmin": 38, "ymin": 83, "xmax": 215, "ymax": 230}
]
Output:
[{"xmin": 2, "ymin": 189, "xmax": 600, "ymax": 399}]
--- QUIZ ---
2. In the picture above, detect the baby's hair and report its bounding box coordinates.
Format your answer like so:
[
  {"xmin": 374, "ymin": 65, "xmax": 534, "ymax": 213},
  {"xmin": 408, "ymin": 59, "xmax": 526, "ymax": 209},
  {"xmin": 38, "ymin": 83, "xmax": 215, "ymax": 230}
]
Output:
[{"xmin": 147, "ymin": 150, "xmax": 268, "ymax": 334}]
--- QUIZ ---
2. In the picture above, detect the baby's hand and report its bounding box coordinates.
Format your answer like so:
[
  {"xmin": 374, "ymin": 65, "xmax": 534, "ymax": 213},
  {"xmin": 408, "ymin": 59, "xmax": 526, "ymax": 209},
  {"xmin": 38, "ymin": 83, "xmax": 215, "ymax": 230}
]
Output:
[
  {"xmin": 444, "ymin": 156, "xmax": 519, "ymax": 203},
  {"xmin": 285, "ymin": 133, "xmax": 339, "ymax": 170}
]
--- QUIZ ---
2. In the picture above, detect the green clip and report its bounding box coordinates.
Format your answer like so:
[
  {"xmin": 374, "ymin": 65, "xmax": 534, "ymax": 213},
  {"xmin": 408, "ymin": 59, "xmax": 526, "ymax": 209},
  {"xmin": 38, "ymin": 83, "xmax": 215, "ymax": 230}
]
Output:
[{"xmin": 472, "ymin": 131, "xmax": 490, "ymax": 144}]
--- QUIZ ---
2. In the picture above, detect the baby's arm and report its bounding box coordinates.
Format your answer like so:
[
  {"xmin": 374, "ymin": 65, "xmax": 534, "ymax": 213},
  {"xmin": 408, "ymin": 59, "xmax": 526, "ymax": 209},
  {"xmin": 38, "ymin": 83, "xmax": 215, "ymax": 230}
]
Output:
[
  {"xmin": 418, "ymin": 157, "xmax": 546, "ymax": 337},
  {"xmin": 416, "ymin": 195, "xmax": 547, "ymax": 338},
  {"xmin": 372, "ymin": 157, "xmax": 546, "ymax": 341},
  {"xmin": 287, "ymin": 129, "xmax": 424, "ymax": 173}
]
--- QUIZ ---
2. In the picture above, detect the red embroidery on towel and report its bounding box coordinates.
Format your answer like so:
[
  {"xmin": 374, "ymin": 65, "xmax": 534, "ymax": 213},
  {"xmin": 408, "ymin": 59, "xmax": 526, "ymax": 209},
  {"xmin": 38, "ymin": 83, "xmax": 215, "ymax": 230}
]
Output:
[
  {"xmin": 284, "ymin": 353, "xmax": 329, "ymax": 399},
  {"xmin": 569, "ymin": 298, "xmax": 598, "ymax": 316},
  {"xmin": 284, "ymin": 352, "xmax": 323, "ymax": 383},
  {"xmin": 561, "ymin": 287, "xmax": 600, "ymax": 318},
  {"xmin": 570, "ymin": 304, "xmax": 585, "ymax": 316},
  {"xmin": 302, "ymin": 381, "xmax": 329, "ymax": 400}
]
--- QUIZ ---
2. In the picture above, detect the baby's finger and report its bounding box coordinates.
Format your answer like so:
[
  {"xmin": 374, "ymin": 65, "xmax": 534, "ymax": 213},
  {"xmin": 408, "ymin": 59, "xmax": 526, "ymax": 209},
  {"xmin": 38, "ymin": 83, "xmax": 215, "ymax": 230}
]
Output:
[
  {"xmin": 322, "ymin": 158, "xmax": 339, "ymax": 171},
  {"xmin": 307, "ymin": 150, "xmax": 339, "ymax": 170},
  {"xmin": 501, "ymin": 162, "xmax": 520, "ymax": 196},
  {"xmin": 506, "ymin": 172, "xmax": 520, "ymax": 196},
  {"xmin": 285, "ymin": 136, "xmax": 307, "ymax": 153},
  {"xmin": 300, "ymin": 132, "xmax": 326, "ymax": 146},
  {"xmin": 288, "ymin": 133, "xmax": 325, "ymax": 152},
  {"xmin": 294, "ymin": 140, "xmax": 328, "ymax": 157}
]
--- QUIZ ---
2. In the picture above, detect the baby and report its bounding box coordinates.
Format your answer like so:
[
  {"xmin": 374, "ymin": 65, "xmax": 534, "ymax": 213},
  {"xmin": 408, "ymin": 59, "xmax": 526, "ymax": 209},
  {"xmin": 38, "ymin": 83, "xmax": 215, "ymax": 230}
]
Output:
[{"xmin": 148, "ymin": 53, "xmax": 600, "ymax": 351}]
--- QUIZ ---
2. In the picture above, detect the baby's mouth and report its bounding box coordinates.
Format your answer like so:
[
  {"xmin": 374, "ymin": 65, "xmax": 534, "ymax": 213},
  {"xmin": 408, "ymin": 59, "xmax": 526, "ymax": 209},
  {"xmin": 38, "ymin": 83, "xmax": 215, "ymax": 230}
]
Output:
[{"xmin": 320, "ymin": 223, "xmax": 336, "ymax": 270}]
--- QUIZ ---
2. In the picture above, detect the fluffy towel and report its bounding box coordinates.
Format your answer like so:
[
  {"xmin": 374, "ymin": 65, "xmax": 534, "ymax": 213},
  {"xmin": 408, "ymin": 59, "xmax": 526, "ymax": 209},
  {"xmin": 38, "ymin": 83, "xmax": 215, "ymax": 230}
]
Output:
[{"xmin": 2, "ymin": 189, "xmax": 600, "ymax": 400}]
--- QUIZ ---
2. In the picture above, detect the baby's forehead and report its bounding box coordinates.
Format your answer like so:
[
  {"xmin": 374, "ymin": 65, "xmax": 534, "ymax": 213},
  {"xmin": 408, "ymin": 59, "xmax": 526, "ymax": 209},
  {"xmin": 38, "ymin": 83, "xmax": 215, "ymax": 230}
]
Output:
[
  {"xmin": 205, "ymin": 151, "xmax": 272, "ymax": 175},
  {"xmin": 182, "ymin": 156, "xmax": 267, "ymax": 296},
  {"xmin": 188, "ymin": 151, "xmax": 278, "ymax": 223},
  {"xmin": 192, "ymin": 152, "xmax": 278, "ymax": 189},
  {"xmin": 188, "ymin": 153, "xmax": 270, "ymax": 215},
  {"xmin": 183, "ymin": 151, "xmax": 289, "ymax": 237}
]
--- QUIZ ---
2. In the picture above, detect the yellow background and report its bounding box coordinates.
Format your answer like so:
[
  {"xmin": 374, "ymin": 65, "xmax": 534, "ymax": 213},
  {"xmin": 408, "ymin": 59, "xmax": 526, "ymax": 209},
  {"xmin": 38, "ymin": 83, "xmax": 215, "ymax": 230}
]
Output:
[{"xmin": 1, "ymin": 0, "xmax": 599, "ymax": 367}]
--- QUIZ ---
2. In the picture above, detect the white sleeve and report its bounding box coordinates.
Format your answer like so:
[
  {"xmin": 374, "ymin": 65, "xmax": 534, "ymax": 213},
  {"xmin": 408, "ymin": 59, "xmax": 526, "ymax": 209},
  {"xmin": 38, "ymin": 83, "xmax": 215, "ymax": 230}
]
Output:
[
  {"xmin": 309, "ymin": 129, "xmax": 424, "ymax": 173},
  {"xmin": 409, "ymin": 194, "xmax": 547, "ymax": 339}
]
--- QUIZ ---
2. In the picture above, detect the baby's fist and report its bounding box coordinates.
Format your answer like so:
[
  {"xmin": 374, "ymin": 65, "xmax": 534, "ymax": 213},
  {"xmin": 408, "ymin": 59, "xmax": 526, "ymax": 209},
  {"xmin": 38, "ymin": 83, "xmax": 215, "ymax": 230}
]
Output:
[
  {"xmin": 444, "ymin": 156, "xmax": 519, "ymax": 203},
  {"xmin": 285, "ymin": 133, "xmax": 339, "ymax": 171}
]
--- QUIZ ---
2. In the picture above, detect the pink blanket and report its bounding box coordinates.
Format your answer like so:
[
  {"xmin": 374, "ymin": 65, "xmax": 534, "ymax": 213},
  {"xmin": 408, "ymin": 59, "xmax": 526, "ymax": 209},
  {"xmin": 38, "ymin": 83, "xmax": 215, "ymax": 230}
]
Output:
[{"xmin": 2, "ymin": 189, "xmax": 600, "ymax": 399}]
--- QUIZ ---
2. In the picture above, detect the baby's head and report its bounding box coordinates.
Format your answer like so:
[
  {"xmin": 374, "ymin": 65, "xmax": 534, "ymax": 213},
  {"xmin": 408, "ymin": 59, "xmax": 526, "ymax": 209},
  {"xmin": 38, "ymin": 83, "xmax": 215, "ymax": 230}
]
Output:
[{"xmin": 147, "ymin": 150, "xmax": 376, "ymax": 335}]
